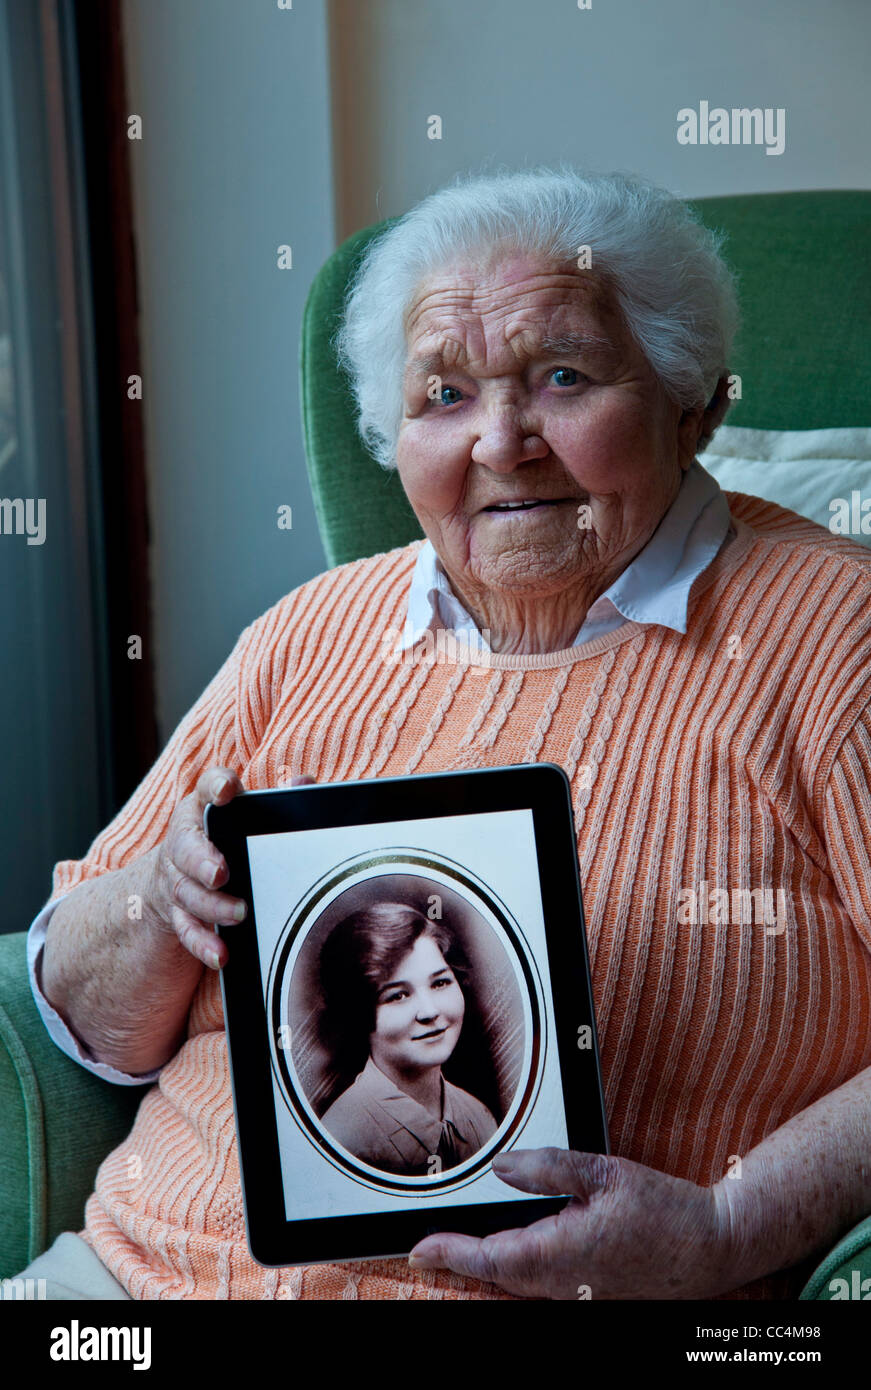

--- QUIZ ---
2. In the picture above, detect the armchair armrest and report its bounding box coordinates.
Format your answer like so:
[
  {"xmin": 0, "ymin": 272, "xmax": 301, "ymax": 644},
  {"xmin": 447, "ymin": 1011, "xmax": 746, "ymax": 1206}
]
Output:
[
  {"xmin": 799, "ymin": 1216, "xmax": 871, "ymax": 1300},
  {"xmin": 0, "ymin": 931, "xmax": 150, "ymax": 1279}
]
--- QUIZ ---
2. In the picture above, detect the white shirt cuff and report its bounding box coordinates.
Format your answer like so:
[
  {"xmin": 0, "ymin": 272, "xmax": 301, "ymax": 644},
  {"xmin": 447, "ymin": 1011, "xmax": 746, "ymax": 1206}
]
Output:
[{"xmin": 27, "ymin": 896, "xmax": 162, "ymax": 1086}]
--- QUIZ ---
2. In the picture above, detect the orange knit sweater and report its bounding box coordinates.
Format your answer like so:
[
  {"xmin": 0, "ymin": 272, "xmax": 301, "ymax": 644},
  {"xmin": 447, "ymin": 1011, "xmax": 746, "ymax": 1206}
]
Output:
[{"xmin": 51, "ymin": 493, "xmax": 871, "ymax": 1300}]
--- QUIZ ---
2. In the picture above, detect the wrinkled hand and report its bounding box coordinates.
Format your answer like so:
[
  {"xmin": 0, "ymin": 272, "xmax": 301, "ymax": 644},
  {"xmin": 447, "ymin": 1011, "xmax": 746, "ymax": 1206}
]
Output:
[
  {"xmin": 408, "ymin": 1148, "xmax": 735, "ymax": 1300},
  {"xmin": 143, "ymin": 765, "xmax": 314, "ymax": 970}
]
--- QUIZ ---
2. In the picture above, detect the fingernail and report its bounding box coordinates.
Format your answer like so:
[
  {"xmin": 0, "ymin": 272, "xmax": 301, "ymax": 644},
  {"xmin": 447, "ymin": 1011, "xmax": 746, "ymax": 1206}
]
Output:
[
  {"xmin": 214, "ymin": 776, "xmax": 230, "ymax": 797},
  {"xmin": 408, "ymin": 1254, "xmax": 430, "ymax": 1269},
  {"xmin": 208, "ymin": 951, "xmax": 221, "ymax": 970},
  {"xmin": 200, "ymin": 859, "xmax": 218, "ymax": 887},
  {"xmin": 233, "ymin": 902, "xmax": 247, "ymax": 921}
]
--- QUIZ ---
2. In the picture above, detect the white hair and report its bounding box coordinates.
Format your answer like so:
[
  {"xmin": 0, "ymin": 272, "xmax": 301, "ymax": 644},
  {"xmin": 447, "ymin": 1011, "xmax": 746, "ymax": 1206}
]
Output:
[{"xmin": 335, "ymin": 166, "xmax": 739, "ymax": 469}]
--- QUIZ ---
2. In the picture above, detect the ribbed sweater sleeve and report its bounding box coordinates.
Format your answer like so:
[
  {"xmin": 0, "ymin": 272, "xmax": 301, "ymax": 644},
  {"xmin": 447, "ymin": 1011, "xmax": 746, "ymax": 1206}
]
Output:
[
  {"xmin": 824, "ymin": 702, "xmax": 871, "ymax": 954},
  {"xmin": 48, "ymin": 619, "xmax": 261, "ymax": 900}
]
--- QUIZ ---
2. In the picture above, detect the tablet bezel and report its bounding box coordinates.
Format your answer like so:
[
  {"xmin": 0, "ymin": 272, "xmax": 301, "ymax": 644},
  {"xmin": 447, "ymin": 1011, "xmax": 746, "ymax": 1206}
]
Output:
[{"xmin": 206, "ymin": 762, "xmax": 609, "ymax": 1268}]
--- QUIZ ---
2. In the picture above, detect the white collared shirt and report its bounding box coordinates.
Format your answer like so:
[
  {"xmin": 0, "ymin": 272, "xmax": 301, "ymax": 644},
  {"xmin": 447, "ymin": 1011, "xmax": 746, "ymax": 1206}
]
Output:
[{"xmin": 398, "ymin": 458, "xmax": 735, "ymax": 651}]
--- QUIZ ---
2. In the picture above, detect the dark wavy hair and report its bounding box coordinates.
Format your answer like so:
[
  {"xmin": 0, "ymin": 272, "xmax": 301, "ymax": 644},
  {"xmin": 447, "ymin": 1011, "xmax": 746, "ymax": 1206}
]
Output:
[{"xmin": 318, "ymin": 902, "xmax": 469, "ymax": 1088}]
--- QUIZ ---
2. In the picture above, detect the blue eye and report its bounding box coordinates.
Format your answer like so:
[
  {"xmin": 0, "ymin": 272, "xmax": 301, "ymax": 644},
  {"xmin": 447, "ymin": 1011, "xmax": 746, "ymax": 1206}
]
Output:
[
  {"xmin": 551, "ymin": 367, "xmax": 578, "ymax": 387},
  {"xmin": 439, "ymin": 385, "xmax": 463, "ymax": 406}
]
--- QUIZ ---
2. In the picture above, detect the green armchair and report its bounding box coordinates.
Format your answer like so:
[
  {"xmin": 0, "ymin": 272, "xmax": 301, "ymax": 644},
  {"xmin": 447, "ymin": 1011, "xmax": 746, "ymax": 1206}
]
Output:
[
  {"xmin": 0, "ymin": 931, "xmax": 148, "ymax": 1277},
  {"xmin": 3, "ymin": 190, "xmax": 871, "ymax": 1294}
]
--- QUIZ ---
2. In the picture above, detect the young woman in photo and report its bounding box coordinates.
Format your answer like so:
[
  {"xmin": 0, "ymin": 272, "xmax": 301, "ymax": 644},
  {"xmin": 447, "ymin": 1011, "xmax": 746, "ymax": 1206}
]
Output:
[{"xmin": 318, "ymin": 903, "xmax": 498, "ymax": 1175}]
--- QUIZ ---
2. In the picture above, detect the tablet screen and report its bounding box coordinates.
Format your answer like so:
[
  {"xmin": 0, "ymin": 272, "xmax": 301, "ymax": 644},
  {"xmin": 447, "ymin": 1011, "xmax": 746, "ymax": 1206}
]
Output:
[{"xmin": 246, "ymin": 807, "xmax": 569, "ymax": 1223}]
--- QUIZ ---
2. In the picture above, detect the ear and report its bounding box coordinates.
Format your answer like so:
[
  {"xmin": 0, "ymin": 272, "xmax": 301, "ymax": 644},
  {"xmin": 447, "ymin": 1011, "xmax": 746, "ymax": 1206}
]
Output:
[
  {"xmin": 695, "ymin": 373, "xmax": 733, "ymax": 452},
  {"xmin": 676, "ymin": 374, "xmax": 732, "ymax": 467}
]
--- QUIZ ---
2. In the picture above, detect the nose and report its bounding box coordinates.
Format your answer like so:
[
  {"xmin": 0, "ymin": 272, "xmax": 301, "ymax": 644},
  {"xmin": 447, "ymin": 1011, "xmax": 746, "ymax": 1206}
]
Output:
[
  {"xmin": 470, "ymin": 403, "xmax": 549, "ymax": 473},
  {"xmin": 415, "ymin": 996, "xmax": 439, "ymax": 1023}
]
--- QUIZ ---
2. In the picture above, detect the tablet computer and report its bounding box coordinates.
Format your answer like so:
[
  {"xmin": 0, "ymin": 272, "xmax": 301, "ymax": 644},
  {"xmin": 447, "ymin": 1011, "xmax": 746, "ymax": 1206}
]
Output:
[{"xmin": 205, "ymin": 762, "xmax": 609, "ymax": 1268}]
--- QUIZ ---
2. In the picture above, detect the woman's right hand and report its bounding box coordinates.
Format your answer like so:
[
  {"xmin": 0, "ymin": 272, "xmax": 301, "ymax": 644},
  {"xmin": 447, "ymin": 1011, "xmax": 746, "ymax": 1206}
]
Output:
[
  {"xmin": 143, "ymin": 765, "xmax": 314, "ymax": 971},
  {"xmin": 41, "ymin": 764, "xmax": 315, "ymax": 1073}
]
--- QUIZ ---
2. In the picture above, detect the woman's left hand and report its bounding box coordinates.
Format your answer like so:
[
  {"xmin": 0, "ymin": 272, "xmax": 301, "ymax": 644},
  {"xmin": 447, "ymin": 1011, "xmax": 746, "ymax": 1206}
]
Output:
[{"xmin": 408, "ymin": 1148, "xmax": 736, "ymax": 1300}]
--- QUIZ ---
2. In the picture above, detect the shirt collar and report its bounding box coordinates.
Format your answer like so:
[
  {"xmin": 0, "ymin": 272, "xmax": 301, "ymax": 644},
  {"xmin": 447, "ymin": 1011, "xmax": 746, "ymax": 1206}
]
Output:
[
  {"xmin": 358, "ymin": 1056, "xmax": 468, "ymax": 1156},
  {"xmin": 398, "ymin": 459, "xmax": 733, "ymax": 651}
]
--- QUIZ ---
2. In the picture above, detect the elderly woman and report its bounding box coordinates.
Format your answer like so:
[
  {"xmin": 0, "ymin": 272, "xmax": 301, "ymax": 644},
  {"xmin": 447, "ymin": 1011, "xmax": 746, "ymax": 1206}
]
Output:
[{"xmin": 19, "ymin": 168, "xmax": 871, "ymax": 1302}]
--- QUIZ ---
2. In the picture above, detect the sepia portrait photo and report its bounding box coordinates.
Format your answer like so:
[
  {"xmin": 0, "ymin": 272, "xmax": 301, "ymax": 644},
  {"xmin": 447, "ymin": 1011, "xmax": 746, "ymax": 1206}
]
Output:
[{"xmin": 281, "ymin": 865, "xmax": 531, "ymax": 1185}]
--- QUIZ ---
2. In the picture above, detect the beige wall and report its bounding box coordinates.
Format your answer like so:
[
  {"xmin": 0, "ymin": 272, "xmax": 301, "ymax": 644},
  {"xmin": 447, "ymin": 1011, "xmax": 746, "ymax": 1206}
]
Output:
[
  {"xmin": 329, "ymin": 0, "xmax": 870, "ymax": 241},
  {"xmin": 122, "ymin": 0, "xmax": 335, "ymax": 736}
]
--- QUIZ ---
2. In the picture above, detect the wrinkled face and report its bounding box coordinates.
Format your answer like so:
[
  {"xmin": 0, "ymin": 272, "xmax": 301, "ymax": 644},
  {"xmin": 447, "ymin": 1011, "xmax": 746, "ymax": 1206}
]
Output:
[
  {"xmin": 370, "ymin": 934, "xmax": 465, "ymax": 1077},
  {"xmin": 395, "ymin": 251, "xmax": 701, "ymax": 602}
]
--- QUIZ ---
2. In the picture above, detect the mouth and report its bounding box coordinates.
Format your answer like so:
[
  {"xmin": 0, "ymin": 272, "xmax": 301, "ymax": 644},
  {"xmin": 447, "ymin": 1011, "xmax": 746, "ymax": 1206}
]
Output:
[
  {"xmin": 480, "ymin": 497, "xmax": 574, "ymax": 514},
  {"xmin": 412, "ymin": 1026, "xmax": 448, "ymax": 1040}
]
